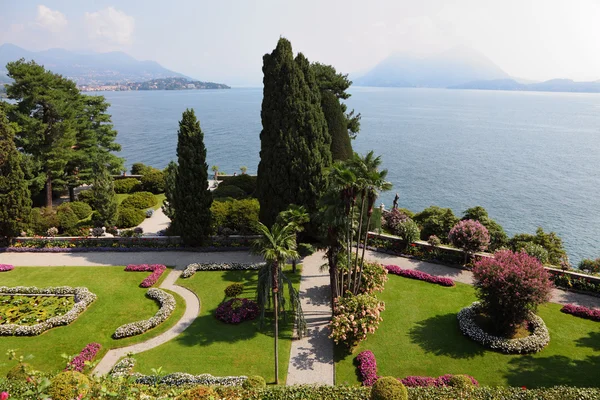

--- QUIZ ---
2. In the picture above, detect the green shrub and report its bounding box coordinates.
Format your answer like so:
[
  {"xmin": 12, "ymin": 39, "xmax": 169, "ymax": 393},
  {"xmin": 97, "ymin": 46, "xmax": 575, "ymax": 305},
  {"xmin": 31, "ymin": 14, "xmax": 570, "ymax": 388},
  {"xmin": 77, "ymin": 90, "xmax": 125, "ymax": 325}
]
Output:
[
  {"xmin": 29, "ymin": 207, "xmax": 59, "ymax": 235},
  {"xmin": 242, "ymin": 375, "xmax": 266, "ymax": 389},
  {"xmin": 522, "ymin": 242, "xmax": 550, "ymax": 264},
  {"xmin": 578, "ymin": 258, "xmax": 600, "ymax": 274},
  {"xmin": 67, "ymin": 201, "xmax": 93, "ymax": 220},
  {"xmin": 298, "ymin": 242, "xmax": 315, "ymax": 257},
  {"xmin": 218, "ymin": 174, "xmax": 257, "ymax": 195},
  {"xmin": 6, "ymin": 362, "xmax": 33, "ymax": 381},
  {"xmin": 116, "ymin": 206, "xmax": 146, "ymax": 228},
  {"xmin": 76, "ymin": 189, "xmax": 95, "ymax": 207},
  {"xmin": 371, "ymin": 376, "xmax": 408, "ymax": 400},
  {"xmin": 213, "ymin": 184, "xmax": 246, "ymax": 199},
  {"xmin": 448, "ymin": 374, "xmax": 475, "ymax": 390},
  {"xmin": 211, "ymin": 198, "xmax": 259, "ymax": 234},
  {"xmin": 414, "ymin": 206, "xmax": 459, "ymax": 243},
  {"xmin": 131, "ymin": 162, "xmax": 155, "ymax": 176},
  {"xmin": 113, "ymin": 178, "xmax": 142, "ymax": 194},
  {"xmin": 141, "ymin": 170, "xmax": 165, "ymax": 194},
  {"xmin": 224, "ymin": 283, "xmax": 244, "ymax": 298},
  {"xmin": 57, "ymin": 205, "xmax": 79, "ymax": 233},
  {"xmin": 121, "ymin": 191, "xmax": 156, "ymax": 209},
  {"xmin": 176, "ymin": 385, "xmax": 218, "ymax": 400},
  {"xmin": 49, "ymin": 371, "xmax": 90, "ymax": 400},
  {"xmin": 396, "ymin": 220, "xmax": 420, "ymax": 248}
]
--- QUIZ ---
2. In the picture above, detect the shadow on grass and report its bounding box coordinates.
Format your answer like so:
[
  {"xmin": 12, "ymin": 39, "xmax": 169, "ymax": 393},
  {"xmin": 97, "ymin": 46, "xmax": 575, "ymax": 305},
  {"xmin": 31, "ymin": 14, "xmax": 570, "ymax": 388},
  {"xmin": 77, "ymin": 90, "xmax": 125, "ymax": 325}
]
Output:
[
  {"xmin": 408, "ymin": 313, "xmax": 485, "ymax": 359},
  {"xmin": 576, "ymin": 331, "xmax": 600, "ymax": 351},
  {"xmin": 504, "ymin": 355, "xmax": 600, "ymax": 388}
]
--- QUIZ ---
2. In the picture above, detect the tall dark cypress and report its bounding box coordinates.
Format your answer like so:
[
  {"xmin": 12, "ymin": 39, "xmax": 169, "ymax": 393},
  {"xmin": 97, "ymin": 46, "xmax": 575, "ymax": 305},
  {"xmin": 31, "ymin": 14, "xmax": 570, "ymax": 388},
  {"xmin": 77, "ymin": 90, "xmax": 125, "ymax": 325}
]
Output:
[
  {"xmin": 321, "ymin": 90, "xmax": 353, "ymax": 161},
  {"xmin": 0, "ymin": 108, "xmax": 32, "ymax": 241},
  {"xmin": 257, "ymin": 38, "xmax": 332, "ymax": 227},
  {"xmin": 173, "ymin": 109, "xmax": 212, "ymax": 245}
]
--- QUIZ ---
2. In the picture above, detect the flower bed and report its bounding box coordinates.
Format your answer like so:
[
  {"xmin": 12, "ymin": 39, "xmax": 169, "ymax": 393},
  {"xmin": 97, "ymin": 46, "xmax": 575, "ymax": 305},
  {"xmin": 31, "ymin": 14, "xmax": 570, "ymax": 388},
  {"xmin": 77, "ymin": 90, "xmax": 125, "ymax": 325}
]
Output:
[
  {"xmin": 215, "ymin": 298, "xmax": 259, "ymax": 324},
  {"xmin": 0, "ymin": 286, "xmax": 96, "ymax": 336},
  {"xmin": 66, "ymin": 343, "xmax": 101, "ymax": 372},
  {"xmin": 0, "ymin": 294, "xmax": 75, "ymax": 325},
  {"xmin": 561, "ymin": 304, "xmax": 600, "ymax": 322},
  {"xmin": 181, "ymin": 262, "xmax": 265, "ymax": 278},
  {"xmin": 112, "ymin": 288, "xmax": 175, "ymax": 338},
  {"xmin": 125, "ymin": 264, "xmax": 167, "ymax": 287},
  {"xmin": 401, "ymin": 374, "xmax": 478, "ymax": 387},
  {"xmin": 132, "ymin": 372, "xmax": 247, "ymax": 387},
  {"xmin": 385, "ymin": 265, "xmax": 455, "ymax": 287},
  {"xmin": 110, "ymin": 357, "xmax": 136, "ymax": 377},
  {"xmin": 0, "ymin": 264, "xmax": 14, "ymax": 272},
  {"xmin": 457, "ymin": 302, "xmax": 550, "ymax": 354}
]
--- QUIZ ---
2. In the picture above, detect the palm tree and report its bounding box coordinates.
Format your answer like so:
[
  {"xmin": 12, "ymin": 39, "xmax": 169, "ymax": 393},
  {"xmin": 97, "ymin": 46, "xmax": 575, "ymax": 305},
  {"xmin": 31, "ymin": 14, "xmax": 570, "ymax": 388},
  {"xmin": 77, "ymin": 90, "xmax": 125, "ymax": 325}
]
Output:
[
  {"xmin": 240, "ymin": 166, "xmax": 248, "ymax": 175},
  {"xmin": 276, "ymin": 205, "xmax": 309, "ymax": 273},
  {"xmin": 252, "ymin": 221, "xmax": 304, "ymax": 384},
  {"xmin": 211, "ymin": 165, "xmax": 219, "ymax": 181}
]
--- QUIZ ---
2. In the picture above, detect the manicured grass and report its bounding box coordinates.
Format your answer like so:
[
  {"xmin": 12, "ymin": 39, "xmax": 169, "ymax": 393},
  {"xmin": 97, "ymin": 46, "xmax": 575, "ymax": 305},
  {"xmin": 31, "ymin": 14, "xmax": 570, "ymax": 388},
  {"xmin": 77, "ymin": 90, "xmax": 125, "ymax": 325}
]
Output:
[
  {"xmin": 115, "ymin": 193, "xmax": 165, "ymax": 210},
  {"xmin": 0, "ymin": 267, "xmax": 185, "ymax": 375},
  {"xmin": 335, "ymin": 275, "xmax": 600, "ymax": 388},
  {"xmin": 133, "ymin": 266, "xmax": 301, "ymax": 384}
]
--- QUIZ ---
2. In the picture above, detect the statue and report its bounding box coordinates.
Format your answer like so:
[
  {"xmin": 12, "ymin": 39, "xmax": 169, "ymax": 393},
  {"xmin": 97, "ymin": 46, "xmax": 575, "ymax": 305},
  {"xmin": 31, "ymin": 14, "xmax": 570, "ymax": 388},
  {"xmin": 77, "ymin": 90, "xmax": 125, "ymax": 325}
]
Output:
[{"xmin": 392, "ymin": 193, "xmax": 399, "ymax": 210}]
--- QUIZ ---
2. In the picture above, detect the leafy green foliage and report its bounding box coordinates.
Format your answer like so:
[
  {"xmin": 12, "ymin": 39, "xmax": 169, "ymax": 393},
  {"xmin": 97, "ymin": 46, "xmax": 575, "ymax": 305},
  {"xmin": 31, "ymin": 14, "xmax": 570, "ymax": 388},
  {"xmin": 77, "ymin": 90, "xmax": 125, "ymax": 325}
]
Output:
[
  {"xmin": 218, "ymin": 174, "xmax": 256, "ymax": 195},
  {"xmin": 29, "ymin": 207, "xmax": 59, "ymax": 235},
  {"xmin": 509, "ymin": 227, "xmax": 567, "ymax": 265},
  {"xmin": 141, "ymin": 170, "xmax": 165, "ymax": 194},
  {"xmin": 371, "ymin": 376, "xmax": 408, "ymax": 400},
  {"xmin": 462, "ymin": 206, "xmax": 508, "ymax": 251},
  {"xmin": 176, "ymin": 385, "xmax": 217, "ymax": 400},
  {"xmin": 213, "ymin": 184, "xmax": 246, "ymax": 199},
  {"xmin": 414, "ymin": 206, "xmax": 459, "ymax": 243},
  {"xmin": 6, "ymin": 363, "xmax": 33, "ymax": 381},
  {"xmin": 57, "ymin": 205, "xmax": 79, "ymax": 234},
  {"xmin": 211, "ymin": 198, "xmax": 259, "ymax": 235},
  {"xmin": 578, "ymin": 258, "xmax": 600, "ymax": 273},
  {"xmin": 90, "ymin": 163, "xmax": 118, "ymax": 227},
  {"xmin": 395, "ymin": 220, "xmax": 421, "ymax": 248},
  {"xmin": 113, "ymin": 178, "xmax": 142, "ymax": 194},
  {"xmin": 121, "ymin": 191, "xmax": 156, "ymax": 209},
  {"xmin": 162, "ymin": 161, "xmax": 177, "ymax": 221},
  {"xmin": 522, "ymin": 243, "xmax": 550, "ymax": 264},
  {"xmin": 66, "ymin": 201, "xmax": 92, "ymax": 220},
  {"xmin": 448, "ymin": 374, "xmax": 476, "ymax": 390},
  {"xmin": 224, "ymin": 283, "xmax": 244, "ymax": 298},
  {"xmin": 116, "ymin": 206, "xmax": 145, "ymax": 228},
  {"xmin": 131, "ymin": 162, "xmax": 155, "ymax": 175},
  {"xmin": 76, "ymin": 189, "xmax": 94, "ymax": 207},
  {"xmin": 49, "ymin": 371, "xmax": 90, "ymax": 400},
  {"xmin": 322, "ymin": 90, "xmax": 353, "ymax": 161},
  {"xmin": 242, "ymin": 375, "xmax": 266, "ymax": 389}
]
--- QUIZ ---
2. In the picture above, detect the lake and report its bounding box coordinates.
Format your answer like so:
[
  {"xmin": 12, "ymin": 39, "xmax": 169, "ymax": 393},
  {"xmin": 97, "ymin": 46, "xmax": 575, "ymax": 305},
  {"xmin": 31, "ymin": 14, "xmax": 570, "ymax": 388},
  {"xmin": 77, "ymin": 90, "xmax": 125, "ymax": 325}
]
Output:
[{"xmin": 100, "ymin": 87, "xmax": 600, "ymax": 265}]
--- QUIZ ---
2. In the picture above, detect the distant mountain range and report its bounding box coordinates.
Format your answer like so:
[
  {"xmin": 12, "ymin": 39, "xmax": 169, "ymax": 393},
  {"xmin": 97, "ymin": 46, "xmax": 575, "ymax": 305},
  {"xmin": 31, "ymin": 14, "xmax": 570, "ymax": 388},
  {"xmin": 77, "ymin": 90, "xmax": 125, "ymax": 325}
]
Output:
[
  {"xmin": 451, "ymin": 78, "xmax": 600, "ymax": 93},
  {"xmin": 0, "ymin": 43, "xmax": 229, "ymax": 87}
]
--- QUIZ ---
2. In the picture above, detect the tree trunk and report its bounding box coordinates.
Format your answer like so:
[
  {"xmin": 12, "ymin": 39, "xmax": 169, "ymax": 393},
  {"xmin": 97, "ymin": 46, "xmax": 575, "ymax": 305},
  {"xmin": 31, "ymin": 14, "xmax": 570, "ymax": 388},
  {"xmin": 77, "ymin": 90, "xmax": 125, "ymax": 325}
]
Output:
[
  {"xmin": 355, "ymin": 215, "xmax": 373, "ymax": 293},
  {"xmin": 272, "ymin": 261, "xmax": 279, "ymax": 385},
  {"xmin": 45, "ymin": 173, "xmax": 53, "ymax": 208},
  {"xmin": 69, "ymin": 186, "xmax": 75, "ymax": 202},
  {"xmin": 353, "ymin": 194, "xmax": 367, "ymax": 295},
  {"xmin": 292, "ymin": 259, "xmax": 297, "ymax": 274}
]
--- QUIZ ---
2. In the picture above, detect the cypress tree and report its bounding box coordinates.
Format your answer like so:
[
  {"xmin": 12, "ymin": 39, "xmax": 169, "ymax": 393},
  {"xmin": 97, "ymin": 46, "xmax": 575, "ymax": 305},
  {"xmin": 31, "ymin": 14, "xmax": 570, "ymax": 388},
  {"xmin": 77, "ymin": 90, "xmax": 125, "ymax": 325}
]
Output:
[
  {"xmin": 162, "ymin": 160, "xmax": 178, "ymax": 221},
  {"xmin": 173, "ymin": 109, "xmax": 212, "ymax": 246},
  {"xmin": 0, "ymin": 109, "xmax": 31, "ymax": 241},
  {"xmin": 321, "ymin": 90, "xmax": 353, "ymax": 161},
  {"xmin": 257, "ymin": 38, "xmax": 332, "ymax": 227},
  {"xmin": 90, "ymin": 160, "xmax": 118, "ymax": 227}
]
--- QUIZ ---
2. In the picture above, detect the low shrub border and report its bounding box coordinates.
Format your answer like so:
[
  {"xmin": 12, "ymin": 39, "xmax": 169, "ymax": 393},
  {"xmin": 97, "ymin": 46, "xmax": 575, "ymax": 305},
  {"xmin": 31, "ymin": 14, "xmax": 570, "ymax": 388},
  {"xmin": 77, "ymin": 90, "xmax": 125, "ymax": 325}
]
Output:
[
  {"xmin": 0, "ymin": 286, "xmax": 97, "ymax": 336},
  {"xmin": 124, "ymin": 264, "xmax": 167, "ymax": 287},
  {"xmin": 0, "ymin": 264, "xmax": 13, "ymax": 272},
  {"xmin": 385, "ymin": 265, "xmax": 455, "ymax": 287},
  {"xmin": 110, "ymin": 357, "xmax": 136, "ymax": 377},
  {"xmin": 132, "ymin": 372, "xmax": 248, "ymax": 387},
  {"xmin": 181, "ymin": 262, "xmax": 265, "ymax": 278},
  {"xmin": 113, "ymin": 288, "xmax": 175, "ymax": 339},
  {"xmin": 66, "ymin": 343, "xmax": 101, "ymax": 372},
  {"xmin": 560, "ymin": 304, "xmax": 600, "ymax": 322},
  {"xmin": 457, "ymin": 302, "xmax": 550, "ymax": 354},
  {"xmin": 401, "ymin": 374, "xmax": 478, "ymax": 388}
]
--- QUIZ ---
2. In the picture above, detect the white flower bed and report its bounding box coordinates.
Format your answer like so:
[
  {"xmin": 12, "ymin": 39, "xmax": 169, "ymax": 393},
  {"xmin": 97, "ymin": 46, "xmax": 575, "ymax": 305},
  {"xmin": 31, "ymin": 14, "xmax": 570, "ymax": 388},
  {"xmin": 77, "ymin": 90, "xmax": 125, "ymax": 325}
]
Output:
[
  {"xmin": 110, "ymin": 357, "xmax": 136, "ymax": 377},
  {"xmin": 0, "ymin": 286, "xmax": 96, "ymax": 336},
  {"xmin": 457, "ymin": 302, "xmax": 550, "ymax": 354},
  {"xmin": 132, "ymin": 372, "xmax": 247, "ymax": 387},
  {"xmin": 181, "ymin": 262, "xmax": 265, "ymax": 278},
  {"xmin": 112, "ymin": 288, "xmax": 176, "ymax": 339}
]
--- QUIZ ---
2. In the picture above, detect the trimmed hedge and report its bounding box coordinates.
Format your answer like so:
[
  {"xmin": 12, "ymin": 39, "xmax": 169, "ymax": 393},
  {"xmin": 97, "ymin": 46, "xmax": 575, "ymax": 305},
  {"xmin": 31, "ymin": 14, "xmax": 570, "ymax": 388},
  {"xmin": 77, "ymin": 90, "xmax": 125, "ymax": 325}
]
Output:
[
  {"xmin": 121, "ymin": 191, "xmax": 156, "ymax": 209},
  {"xmin": 141, "ymin": 170, "xmax": 165, "ymax": 194},
  {"xmin": 116, "ymin": 206, "xmax": 146, "ymax": 228},
  {"xmin": 213, "ymin": 184, "xmax": 246, "ymax": 199},
  {"xmin": 57, "ymin": 206, "xmax": 79, "ymax": 233},
  {"xmin": 49, "ymin": 371, "xmax": 90, "ymax": 400},
  {"xmin": 218, "ymin": 174, "xmax": 257, "ymax": 195},
  {"xmin": 67, "ymin": 201, "xmax": 93, "ymax": 220},
  {"xmin": 114, "ymin": 178, "xmax": 142, "ymax": 194},
  {"xmin": 76, "ymin": 189, "xmax": 94, "ymax": 207}
]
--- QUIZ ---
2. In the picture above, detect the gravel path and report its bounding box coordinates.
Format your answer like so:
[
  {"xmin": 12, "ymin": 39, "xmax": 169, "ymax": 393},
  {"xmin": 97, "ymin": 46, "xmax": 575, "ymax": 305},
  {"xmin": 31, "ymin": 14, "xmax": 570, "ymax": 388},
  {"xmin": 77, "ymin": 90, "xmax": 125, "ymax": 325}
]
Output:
[
  {"xmin": 286, "ymin": 251, "xmax": 334, "ymax": 385},
  {"xmin": 138, "ymin": 207, "xmax": 170, "ymax": 235}
]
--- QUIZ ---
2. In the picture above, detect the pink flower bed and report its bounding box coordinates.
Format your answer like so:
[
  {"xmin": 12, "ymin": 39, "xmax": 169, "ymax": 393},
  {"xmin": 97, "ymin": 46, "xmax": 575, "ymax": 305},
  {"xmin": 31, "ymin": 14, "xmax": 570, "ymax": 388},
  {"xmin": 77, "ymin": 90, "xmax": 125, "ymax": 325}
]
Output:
[
  {"xmin": 385, "ymin": 265, "xmax": 455, "ymax": 287},
  {"xmin": 65, "ymin": 342, "xmax": 101, "ymax": 372},
  {"xmin": 215, "ymin": 298, "xmax": 259, "ymax": 324},
  {"xmin": 561, "ymin": 304, "xmax": 600, "ymax": 322},
  {"xmin": 125, "ymin": 264, "xmax": 167, "ymax": 288},
  {"xmin": 401, "ymin": 374, "xmax": 478, "ymax": 387},
  {"xmin": 0, "ymin": 264, "xmax": 14, "ymax": 272}
]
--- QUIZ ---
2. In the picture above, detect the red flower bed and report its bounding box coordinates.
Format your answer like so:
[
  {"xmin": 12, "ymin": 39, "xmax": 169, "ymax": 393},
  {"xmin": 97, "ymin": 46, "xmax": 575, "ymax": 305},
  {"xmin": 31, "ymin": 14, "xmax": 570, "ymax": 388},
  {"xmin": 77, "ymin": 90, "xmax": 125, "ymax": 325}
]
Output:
[
  {"xmin": 65, "ymin": 342, "xmax": 101, "ymax": 372},
  {"xmin": 561, "ymin": 304, "xmax": 600, "ymax": 322},
  {"xmin": 215, "ymin": 298, "xmax": 259, "ymax": 324},
  {"xmin": 385, "ymin": 265, "xmax": 455, "ymax": 287},
  {"xmin": 125, "ymin": 264, "xmax": 167, "ymax": 287}
]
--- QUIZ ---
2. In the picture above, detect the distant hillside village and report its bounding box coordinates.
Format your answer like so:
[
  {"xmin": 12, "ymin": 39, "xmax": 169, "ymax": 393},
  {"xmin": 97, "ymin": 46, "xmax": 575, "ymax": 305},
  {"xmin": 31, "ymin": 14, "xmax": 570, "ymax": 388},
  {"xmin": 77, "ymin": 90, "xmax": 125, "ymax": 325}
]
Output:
[{"xmin": 79, "ymin": 77, "xmax": 230, "ymax": 92}]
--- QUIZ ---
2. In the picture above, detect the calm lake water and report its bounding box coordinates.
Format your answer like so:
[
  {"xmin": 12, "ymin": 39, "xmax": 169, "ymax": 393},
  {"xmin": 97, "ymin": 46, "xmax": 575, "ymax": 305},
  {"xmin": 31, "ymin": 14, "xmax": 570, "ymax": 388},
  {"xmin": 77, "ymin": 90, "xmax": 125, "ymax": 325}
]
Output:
[{"xmin": 100, "ymin": 87, "xmax": 600, "ymax": 265}]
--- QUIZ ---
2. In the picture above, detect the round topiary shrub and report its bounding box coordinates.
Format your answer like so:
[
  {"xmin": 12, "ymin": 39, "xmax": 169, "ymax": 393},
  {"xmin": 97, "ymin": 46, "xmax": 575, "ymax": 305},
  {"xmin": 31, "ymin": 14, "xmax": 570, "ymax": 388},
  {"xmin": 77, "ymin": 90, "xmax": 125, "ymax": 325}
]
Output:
[
  {"xmin": 49, "ymin": 371, "xmax": 90, "ymax": 400},
  {"xmin": 448, "ymin": 374, "xmax": 475, "ymax": 390},
  {"xmin": 6, "ymin": 362, "xmax": 33, "ymax": 381},
  {"xmin": 370, "ymin": 376, "xmax": 408, "ymax": 400},
  {"xmin": 176, "ymin": 385, "xmax": 218, "ymax": 400},
  {"xmin": 116, "ymin": 206, "xmax": 146, "ymax": 228},
  {"xmin": 68, "ymin": 201, "xmax": 93, "ymax": 220},
  {"xmin": 224, "ymin": 283, "xmax": 244, "ymax": 298},
  {"xmin": 57, "ymin": 205, "xmax": 79, "ymax": 233},
  {"xmin": 121, "ymin": 191, "xmax": 156, "ymax": 209},
  {"xmin": 76, "ymin": 189, "xmax": 95, "ymax": 207},
  {"xmin": 219, "ymin": 174, "xmax": 256, "ymax": 195},
  {"xmin": 114, "ymin": 178, "xmax": 142, "ymax": 194},
  {"xmin": 242, "ymin": 375, "xmax": 266, "ymax": 389},
  {"xmin": 141, "ymin": 170, "xmax": 165, "ymax": 194},
  {"xmin": 448, "ymin": 220, "xmax": 490, "ymax": 261},
  {"xmin": 213, "ymin": 185, "xmax": 246, "ymax": 200}
]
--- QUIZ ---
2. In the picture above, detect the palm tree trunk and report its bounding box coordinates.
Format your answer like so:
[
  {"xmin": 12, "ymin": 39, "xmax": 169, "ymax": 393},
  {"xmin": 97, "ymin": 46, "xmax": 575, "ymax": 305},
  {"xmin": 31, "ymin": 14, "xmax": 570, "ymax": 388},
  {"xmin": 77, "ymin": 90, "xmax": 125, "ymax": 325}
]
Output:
[
  {"xmin": 273, "ymin": 261, "xmax": 279, "ymax": 384},
  {"xmin": 355, "ymin": 214, "xmax": 373, "ymax": 294},
  {"xmin": 353, "ymin": 194, "xmax": 367, "ymax": 295}
]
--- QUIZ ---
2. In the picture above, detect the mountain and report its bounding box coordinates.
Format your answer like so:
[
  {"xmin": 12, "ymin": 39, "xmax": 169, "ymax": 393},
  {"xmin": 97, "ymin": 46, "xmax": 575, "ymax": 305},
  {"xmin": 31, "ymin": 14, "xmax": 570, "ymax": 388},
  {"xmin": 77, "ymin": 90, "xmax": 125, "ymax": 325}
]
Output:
[
  {"xmin": 450, "ymin": 78, "xmax": 600, "ymax": 93},
  {"xmin": 0, "ymin": 43, "xmax": 192, "ymax": 85},
  {"xmin": 355, "ymin": 46, "xmax": 509, "ymax": 88}
]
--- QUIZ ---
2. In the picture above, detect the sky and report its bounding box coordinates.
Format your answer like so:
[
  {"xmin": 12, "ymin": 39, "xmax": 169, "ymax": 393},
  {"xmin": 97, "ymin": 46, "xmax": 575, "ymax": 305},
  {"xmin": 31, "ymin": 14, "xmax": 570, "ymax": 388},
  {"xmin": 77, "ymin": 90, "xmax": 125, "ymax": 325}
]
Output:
[{"xmin": 1, "ymin": 0, "xmax": 600, "ymax": 86}]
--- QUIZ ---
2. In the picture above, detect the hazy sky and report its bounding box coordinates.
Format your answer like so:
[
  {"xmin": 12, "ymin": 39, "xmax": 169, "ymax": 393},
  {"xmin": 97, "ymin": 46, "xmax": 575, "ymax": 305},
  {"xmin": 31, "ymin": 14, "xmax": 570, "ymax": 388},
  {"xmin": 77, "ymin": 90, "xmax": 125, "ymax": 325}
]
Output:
[{"xmin": 1, "ymin": 0, "xmax": 600, "ymax": 86}]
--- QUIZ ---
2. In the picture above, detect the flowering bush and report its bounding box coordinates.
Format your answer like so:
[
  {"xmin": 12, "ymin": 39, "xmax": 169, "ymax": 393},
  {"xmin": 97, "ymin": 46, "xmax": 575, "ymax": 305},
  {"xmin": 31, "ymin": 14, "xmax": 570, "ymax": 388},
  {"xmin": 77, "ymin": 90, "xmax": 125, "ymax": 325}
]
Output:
[
  {"xmin": 401, "ymin": 374, "xmax": 478, "ymax": 388},
  {"xmin": 548, "ymin": 270, "xmax": 600, "ymax": 295},
  {"xmin": 181, "ymin": 262, "xmax": 265, "ymax": 278},
  {"xmin": 65, "ymin": 343, "xmax": 101, "ymax": 372},
  {"xmin": 215, "ymin": 298, "xmax": 259, "ymax": 324},
  {"xmin": 359, "ymin": 262, "xmax": 388, "ymax": 294},
  {"xmin": 578, "ymin": 258, "xmax": 600, "ymax": 274},
  {"xmin": 329, "ymin": 294, "xmax": 385, "ymax": 348},
  {"xmin": 113, "ymin": 288, "xmax": 175, "ymax": 338},
  {"xmin": 110, "ymin": 357, "xmax": 136, "ymax": 377},
  {"xmin": 384, "ymin": 209, "xmax": 411, "ymax": 234},
  {"xmin": 124, "ymin": 264, "xmax": 167, "ymax": 288},
  {"xmin": 472, "ymin": 250, "xmax": 553, "ymax": 336},
  {"xmin": 385, "ymin": 265, "xmax": 455, "ymax": 287},
  {"xmin": 356, "ymin": 350, "xmax": 379, "ymax": 386},
  {"xmin": 448, "ymin": 220, "xmax": 490, "ymax": 256},
  {"xmin": 0, "ymin": 264, "xmax": 14, "ymax": 272},
  {"xmin": 47, "ymin": 227, "xmax": 58, "ymax": 237},
  {"xmin": 522, "ymin": 243, "xmax": 549, "ymax": 264},
  {"xmin": 561, "ymin": 304, "xmax": 600, "ymax": 322},
  {"xmin": 457, "ymin": 302, "xmax": 550, "ymax": 353},
  {"xmin": 396, "ymin": 220, "xmax": 421, "ymax": 248},
  {"xmin": 427, "ymin": 235, "xmax": 441, "ymax": 247},
  {"xmin": 131, "ymin": 372, "xmax": 247, "ymax": 387},
  {"xmin": 0, "ymin": 286, "xmax": 96, "ymax": 336}
]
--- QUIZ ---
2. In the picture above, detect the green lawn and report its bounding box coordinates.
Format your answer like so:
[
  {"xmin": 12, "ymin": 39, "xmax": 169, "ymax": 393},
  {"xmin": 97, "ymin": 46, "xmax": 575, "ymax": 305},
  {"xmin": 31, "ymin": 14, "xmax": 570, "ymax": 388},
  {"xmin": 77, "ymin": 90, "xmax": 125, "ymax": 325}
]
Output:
[
  {"xmin": 132, "ymin": 266, "xmax": 301, "ymax": 384},
  {"xmin": 335, "ymin": 275, "xmax": 600, "ymax": 388},
  {"xmin": 115, "ymin": 193, "xmax": 165, "ymax": 210},
  {"xmin": 0, "ymin": 267, "xmax": 185, "ymax": 375}
]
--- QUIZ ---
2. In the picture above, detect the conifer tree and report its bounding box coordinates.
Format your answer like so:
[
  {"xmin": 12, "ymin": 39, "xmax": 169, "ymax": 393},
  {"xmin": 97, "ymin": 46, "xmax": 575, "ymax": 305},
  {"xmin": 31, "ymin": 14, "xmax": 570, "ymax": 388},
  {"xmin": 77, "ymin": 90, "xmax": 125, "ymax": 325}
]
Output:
[
  {"xmin": 90, "ymin": 160, "xmax": 118, "ymax": 227},
  {"xmin": 0, "ymin": 109, "xmax": 31, "ymax": 240},
  {"xmin": 257, "ymin": 38, "xmax": 332, "ymax": 227},
  {"xmin": 321, "ymin": 90, "xmax": 353, "ymax": 160},
  {"xmin": 162, "ymin": 160, "xmax": 178, "ymax": 221},
  {"xmin": 173, "ymin": 109, "xmax": 212, "ymax": 245}
]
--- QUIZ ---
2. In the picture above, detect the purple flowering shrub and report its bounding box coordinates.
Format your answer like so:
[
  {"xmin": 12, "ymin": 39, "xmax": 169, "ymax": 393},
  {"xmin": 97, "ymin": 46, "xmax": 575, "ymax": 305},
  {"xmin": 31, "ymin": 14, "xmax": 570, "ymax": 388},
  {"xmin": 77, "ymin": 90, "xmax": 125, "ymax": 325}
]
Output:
[
  {"xmin": 0, "ymin": 264, "xmax": 14, "ymax": 272},
  {"xmin": 561, "ymin": 304, "xmax": 600, "ymax": 322},
  {"xmin": 401, "ymin": 374, "xmax": 479, "ymax": 387},
  {"xmin": 215, "ymin": 298, "xmax": 259, "ymax": 324},
  {"xmin": 65, "ymin": 343, "xmax": 101, "ymax": 372},
  {"xmin": 448, "ymin": 220, "xmax": 490, "ymax": 255},
  {"xmin": 385, "ymin": 265, "xmax": 455, "ymax": 287},
  {"xmin": 329, "ymin": 294, "xmax": 385, "ymax": 348},
  {"xmin": 125, "ymin": 264, "xmax": 167, "ymax": 287},
  {"xmin": 384, "ymin": 209, "xmax": 411, "ymax": 235}
]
